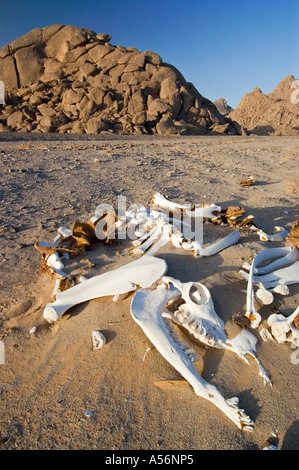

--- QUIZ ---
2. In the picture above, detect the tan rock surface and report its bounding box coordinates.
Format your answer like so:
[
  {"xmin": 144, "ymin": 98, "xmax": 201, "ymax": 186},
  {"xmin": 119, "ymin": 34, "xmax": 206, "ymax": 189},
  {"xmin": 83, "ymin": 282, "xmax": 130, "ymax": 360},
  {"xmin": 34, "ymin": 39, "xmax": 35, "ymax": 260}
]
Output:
[
  {"xmin": 0, "ymin": 25, "xmax": 240, "ymax": 136},
  {"xmin": 229, "ymin": 75, "xmax": 299, "ymax": 135}
]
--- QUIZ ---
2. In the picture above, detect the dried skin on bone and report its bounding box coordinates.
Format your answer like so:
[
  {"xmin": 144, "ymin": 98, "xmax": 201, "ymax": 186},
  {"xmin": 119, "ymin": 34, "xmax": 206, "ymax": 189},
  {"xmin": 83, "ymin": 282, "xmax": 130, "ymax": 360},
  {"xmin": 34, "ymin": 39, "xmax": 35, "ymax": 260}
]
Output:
[{"xmin": 130, "ymin": 285, "xmax": 254, "ymax": 431}]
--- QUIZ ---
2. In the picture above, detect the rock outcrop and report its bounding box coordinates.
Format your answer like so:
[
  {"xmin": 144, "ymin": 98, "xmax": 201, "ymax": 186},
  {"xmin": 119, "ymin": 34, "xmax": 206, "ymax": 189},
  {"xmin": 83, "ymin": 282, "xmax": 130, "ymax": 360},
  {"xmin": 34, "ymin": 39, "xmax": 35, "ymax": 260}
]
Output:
[
  {"xmin": 213, "ymin": 98, "xmax": 233, "ymax": 116},
  {"xmin": 0, "ymin": 25, "xmax": 241, "ymax": 135},
  {"xmin": 228, "ymin": 75, "xmax": 299, "ymax": 135}
]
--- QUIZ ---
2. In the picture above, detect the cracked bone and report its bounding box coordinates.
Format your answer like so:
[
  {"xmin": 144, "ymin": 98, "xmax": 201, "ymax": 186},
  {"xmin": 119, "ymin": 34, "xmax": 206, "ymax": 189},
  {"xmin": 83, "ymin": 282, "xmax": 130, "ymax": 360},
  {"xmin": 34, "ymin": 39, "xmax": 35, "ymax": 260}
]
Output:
[
  {"xmin": 241, "ymin": 247, "xmax": 299, "ymax": 328},
  {"xmin": 267, "ymin": 306, "xmax": 299, "ymax": 347},
  {"xmin": 161, "ymin": 277, "xmax": 270, "ymax": 385},
  {"xmin": 43, "ymin": 256, "xmax": 167, "ymax": 324},
  {"xmin": 130, "ymin": 285, "xmax": 254, "ymax": 430}
]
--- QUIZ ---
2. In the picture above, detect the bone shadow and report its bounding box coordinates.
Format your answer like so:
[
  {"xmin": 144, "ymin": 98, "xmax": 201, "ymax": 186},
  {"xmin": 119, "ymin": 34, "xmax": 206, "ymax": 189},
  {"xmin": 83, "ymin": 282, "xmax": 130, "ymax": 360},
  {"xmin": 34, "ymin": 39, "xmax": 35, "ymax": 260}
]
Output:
[{"xmin": 281, "ymin": 420, "xmax": 299, "ymax": 450}]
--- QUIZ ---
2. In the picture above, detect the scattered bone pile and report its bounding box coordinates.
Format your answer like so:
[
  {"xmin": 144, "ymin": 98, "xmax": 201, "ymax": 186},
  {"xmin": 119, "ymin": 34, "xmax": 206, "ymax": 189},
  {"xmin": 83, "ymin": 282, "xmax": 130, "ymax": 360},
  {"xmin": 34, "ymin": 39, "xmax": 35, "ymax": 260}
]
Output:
[
  {"xmin": 35, "ymin": 193, "xmax": 299, "ymax": 432},
  {"xmin": 0, "ymin": 25, "xmax": 241, "ymax": 135}
]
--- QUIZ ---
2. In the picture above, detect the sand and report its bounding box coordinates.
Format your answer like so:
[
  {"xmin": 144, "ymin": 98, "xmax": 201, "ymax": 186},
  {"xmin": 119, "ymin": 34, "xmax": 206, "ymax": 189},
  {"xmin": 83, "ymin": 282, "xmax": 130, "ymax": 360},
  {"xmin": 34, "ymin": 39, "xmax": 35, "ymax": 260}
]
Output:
[{"xmin": 0, "ymin": 133, "xmax": 298, "ymax": 451}]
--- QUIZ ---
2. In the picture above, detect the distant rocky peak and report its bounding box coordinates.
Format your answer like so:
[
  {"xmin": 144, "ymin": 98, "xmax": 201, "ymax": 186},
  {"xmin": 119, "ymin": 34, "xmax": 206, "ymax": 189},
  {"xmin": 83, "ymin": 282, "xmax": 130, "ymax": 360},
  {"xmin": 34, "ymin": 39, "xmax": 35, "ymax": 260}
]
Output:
[{"xmin": 213, "ymin": 98, "xmax": 233, "ymax": 115}]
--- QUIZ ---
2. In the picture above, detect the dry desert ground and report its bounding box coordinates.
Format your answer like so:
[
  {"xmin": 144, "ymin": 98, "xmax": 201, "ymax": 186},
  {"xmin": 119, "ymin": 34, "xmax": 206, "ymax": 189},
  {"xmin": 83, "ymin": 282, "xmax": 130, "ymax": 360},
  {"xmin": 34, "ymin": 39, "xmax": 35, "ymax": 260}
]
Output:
[{"xmin": 0, "ymin": 133, "xmax": 298, "ymax": 451}]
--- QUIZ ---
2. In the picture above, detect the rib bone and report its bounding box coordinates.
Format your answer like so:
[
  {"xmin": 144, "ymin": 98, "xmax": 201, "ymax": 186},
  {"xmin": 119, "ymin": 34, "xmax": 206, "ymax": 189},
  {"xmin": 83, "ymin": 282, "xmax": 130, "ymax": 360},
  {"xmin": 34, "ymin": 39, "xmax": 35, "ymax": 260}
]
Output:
[
  {"xmin": 181, "ymin": 229, "xmax": 240, "ymax": 257},
  {"xmin": 43, "ymin": 256, "xmax": 167, "ymax": 324},
  {"xmin": 130, "ymin": 285, "xmax": 254, "ymax": 430}
]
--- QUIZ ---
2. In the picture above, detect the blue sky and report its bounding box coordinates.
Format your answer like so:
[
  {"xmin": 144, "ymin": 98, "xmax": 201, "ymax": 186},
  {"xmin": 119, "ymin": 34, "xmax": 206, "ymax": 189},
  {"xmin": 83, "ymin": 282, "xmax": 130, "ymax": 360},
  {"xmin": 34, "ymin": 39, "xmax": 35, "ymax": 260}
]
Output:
[{"xmin": 0, "ymin": 0, "xmax": 298, "ymax": 108}]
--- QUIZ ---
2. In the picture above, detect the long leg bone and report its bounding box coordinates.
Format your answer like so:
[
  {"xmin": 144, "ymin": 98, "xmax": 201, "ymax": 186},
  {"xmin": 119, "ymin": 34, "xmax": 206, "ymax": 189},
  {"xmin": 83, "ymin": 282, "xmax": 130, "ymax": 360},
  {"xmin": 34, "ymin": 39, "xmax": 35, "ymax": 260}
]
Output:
[
  {"xmin": 43, "ymin": 256, "xmax": 168, "ymax": 324},
  {"xmin": 130, "ymin": 285, "xmax": 254, "ymax": 431}
]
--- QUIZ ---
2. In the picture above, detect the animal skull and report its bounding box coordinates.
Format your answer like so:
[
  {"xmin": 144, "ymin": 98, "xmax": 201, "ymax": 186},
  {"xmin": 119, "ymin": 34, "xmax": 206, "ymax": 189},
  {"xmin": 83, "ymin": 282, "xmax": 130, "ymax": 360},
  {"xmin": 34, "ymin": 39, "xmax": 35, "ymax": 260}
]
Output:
[{"xmin": 130, "ymin": 283, "xmax": 254, "ymax": 431}]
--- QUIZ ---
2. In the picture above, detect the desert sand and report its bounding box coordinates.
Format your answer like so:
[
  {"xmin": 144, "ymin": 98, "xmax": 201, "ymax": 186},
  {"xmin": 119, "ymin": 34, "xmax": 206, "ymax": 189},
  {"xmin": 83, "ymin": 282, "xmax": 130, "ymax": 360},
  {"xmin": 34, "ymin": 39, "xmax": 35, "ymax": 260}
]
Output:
[{"xmin": 0, "ymin": 133, "xmax": 298, "ymax": 451}]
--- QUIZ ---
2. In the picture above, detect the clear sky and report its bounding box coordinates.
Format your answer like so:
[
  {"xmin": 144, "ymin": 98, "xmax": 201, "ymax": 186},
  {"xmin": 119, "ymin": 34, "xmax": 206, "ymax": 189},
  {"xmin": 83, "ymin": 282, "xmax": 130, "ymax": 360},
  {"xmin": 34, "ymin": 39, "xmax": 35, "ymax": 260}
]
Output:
[{"xmin": 0, "ymin": 0, "xmax": 298, "ymax": 108}]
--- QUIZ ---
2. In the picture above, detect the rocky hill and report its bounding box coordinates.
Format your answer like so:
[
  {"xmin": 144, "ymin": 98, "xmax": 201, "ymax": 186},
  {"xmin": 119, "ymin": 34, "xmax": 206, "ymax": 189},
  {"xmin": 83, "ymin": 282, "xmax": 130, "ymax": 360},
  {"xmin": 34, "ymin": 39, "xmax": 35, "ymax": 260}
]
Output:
[
  {"xmin": 0, "ymin": 25, "xmax": 241, "ymax": 135},
  {"xmin": 228, "ymin": 75, "xmax": 299, "ymax": 135},
  {"xmin": 213, "ymin": 98, "xmax": 233, "ymax": 115}
]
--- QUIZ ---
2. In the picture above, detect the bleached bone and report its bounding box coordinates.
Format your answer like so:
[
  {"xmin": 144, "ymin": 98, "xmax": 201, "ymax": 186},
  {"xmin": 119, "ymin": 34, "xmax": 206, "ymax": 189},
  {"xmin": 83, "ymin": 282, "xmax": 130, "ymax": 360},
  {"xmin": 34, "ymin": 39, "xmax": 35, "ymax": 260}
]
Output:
[
  {"xmin": 51, "ymin": 275, "xmax": 88, "ymax": 301},
  {"xmin": 181, "ymin": 229, "xmax": 240, "ymax": 257},
  {"xmin": 162, "ymin": 277, "xmax": 270, "ymax": 385},
  {"xmin": 130, "ymin": 285, "xmax": 254, "ymax": 430},
  {"xmin": 132, "ymin": 225, "xmax": 159, "ymax": 247},
  {"xmin": 186, "ymin": 204, "xmax": 222, "ymax": 219},
  {"xmin": 43, "ymin": 256, "xmax": 167, "ymax": 324},
  {"xmin": 46, "ymin": 252, "xmax": 67, "ymax": 277},
  {"xmin": 131, "ymin": 208, "xmax": 240, "ymax": 258},
  {"xmin": 260, "ymin": 327, "xmax": 274, "ymax": 342},
  {"xmin": 255, "ymin": 287, "xmax": 274, "ymax": 305},
  {"xmin": 241, "ymin": 248, "xmax": 299, "ymax": 329},
  {"xmin": 161, "ymin": 276, "xmax": 227, "ymax": 348},
  {"xmin": 57, "ymin": 226, "xmax": 72, "ymax": 239},
  {"xmin": 91, "ymin": 330, "xmax": 106, "ymax": 350},
  {"xmin": 240, "ymin": 261, "xmax": 299, "ymax": 302},
  {"xmin": 250, "ymin": 262, "xmax": 299, "ymax": 290},
  {"xmin": 132, "ymin": 226, "xmax": 162, "ymax": 255},
  {"xmin": 226, "ymin": 329, "xmax": 270, "ymax": 386},
  {"xmin": 151, "ymin": 192, "xmax": 195, "ymax": 211},
  {"xmin": 267, "ymin": 306, "xmax": 299, "ymax": 347},
  {"xmin": 249, "ymin": 247, "xmax": 299, "ymax": 275},
  {"xmin": 151, "ymin": 192, "xmax": 221, "ymax": 219},
  {"xmin": 251, "ymin": 226, "xmax": 288, "ymax": 242}
]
